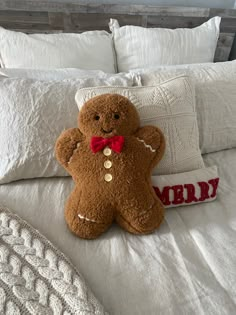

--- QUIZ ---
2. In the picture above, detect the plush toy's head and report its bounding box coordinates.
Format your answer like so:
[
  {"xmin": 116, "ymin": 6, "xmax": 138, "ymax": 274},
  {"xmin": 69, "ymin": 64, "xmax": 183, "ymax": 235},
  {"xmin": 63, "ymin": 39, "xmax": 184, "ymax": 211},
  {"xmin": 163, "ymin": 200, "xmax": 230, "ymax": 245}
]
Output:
[{"xmin": 78, "ymin": 93, "xmax": 140, "ymax": 138}]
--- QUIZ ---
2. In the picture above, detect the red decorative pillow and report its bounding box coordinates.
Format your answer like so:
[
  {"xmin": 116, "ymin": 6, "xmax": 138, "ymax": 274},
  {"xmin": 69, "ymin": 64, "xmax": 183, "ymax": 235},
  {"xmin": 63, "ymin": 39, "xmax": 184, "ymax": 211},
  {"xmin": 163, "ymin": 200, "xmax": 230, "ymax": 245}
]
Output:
[{"xmin": 152, "ymin": 166, "xmax": 219, "ymax": 208}]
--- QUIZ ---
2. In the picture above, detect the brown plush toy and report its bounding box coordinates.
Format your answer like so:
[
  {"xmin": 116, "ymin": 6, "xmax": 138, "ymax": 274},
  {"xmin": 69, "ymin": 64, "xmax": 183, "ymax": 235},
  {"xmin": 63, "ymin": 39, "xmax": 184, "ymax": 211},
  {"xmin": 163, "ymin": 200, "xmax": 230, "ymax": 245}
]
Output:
[{"xmin": 55, "ymin": 94, "xmax": 165, "ymax": 239}]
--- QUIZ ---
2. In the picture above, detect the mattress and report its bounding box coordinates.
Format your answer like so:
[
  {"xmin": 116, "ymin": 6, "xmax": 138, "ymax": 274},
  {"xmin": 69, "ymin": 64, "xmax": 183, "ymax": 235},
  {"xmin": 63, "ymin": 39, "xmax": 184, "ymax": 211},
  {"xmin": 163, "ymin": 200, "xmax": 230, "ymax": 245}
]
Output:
[{"xmin": 0, "ymin": 148, "xmax": 235, "ymax": 315}]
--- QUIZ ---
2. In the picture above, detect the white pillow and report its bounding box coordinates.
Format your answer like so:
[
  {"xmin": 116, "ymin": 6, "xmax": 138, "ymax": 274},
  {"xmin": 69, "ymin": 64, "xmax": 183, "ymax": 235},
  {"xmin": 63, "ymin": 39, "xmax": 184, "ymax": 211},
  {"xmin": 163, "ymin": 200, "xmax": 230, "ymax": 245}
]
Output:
[
  {"xmin": 152, "ymin": 166, "xmax": 219, "ymax": 208},
  {"xmin": 0, "ymin": 74, "xmax": 136, "ymax": 184},
  {"xmin": 0, "ymin": 27, "xmax": 116, "ymax": 72},
  {"xmin": 109, "ymin": 17, "xmax": 221, "ymax": 72},
  {"xmin": 0, "ymin": 68, "xmax": 140, "ymax": 85},
  {"xmin": 133, "ymin": 60, "xmax": 236, "ymax": 154},
  {"xmin": 75, "ymin": 76, "xmax": 205, "ymax": 176}
]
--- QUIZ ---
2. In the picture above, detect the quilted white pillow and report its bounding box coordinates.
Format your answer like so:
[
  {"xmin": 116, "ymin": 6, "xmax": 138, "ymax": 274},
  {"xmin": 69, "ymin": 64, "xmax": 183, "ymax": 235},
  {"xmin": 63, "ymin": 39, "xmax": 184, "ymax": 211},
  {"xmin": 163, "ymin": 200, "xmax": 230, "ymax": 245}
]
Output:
[
  {"xmin": 0, "ymin": 27, "xmax": 116, "ymax": 72},
  {"xmin": 133, "ymin": 60, "xmax": 236, "ymax": 153},
  {"xmin": 0, "ymin": 74, "xmax": 138, "ymax": 184},
  {"xmin": 0, "ymin": 68, "xmax": 140, "ymax": 85},
  {"xmin": 109, "ymin": 17, "xmax": 221, "ymax": 72},
  {"xmin": 0, "ymin": 68, "xmax": 120, "ymax": 81},
  {"xmin": 75, "ymin": 76, "xmax": 205, "ymax": 176}
]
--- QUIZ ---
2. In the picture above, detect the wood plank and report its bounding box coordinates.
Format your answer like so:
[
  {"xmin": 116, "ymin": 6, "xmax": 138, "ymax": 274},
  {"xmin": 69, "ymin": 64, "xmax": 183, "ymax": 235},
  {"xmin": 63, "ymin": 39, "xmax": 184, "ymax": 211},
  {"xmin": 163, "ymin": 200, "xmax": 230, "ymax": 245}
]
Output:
[
  {"xmin": 0, "ymin": 1, "xmax": 235, "ymax": 19},
  {"xmin": 48, "ymin": 12, "xmax": 64, "ymax": 29},
  {"xmin": 147, "ymin": 16, "xmax": 236, "ymax": 33},
  {"xmin": 70, "ymin": 13, "xmax": 142, "ymax": 32},
  {"xmin": 147, "ymin": 16, "xmax": 207, "ymax": 29},
  {"xmin": 229, "ymin": 35, "xmax": 236, "ymax": 60},
  {"xmin": 8, "ymin": 28, "xmax": 63, "ymax": 34},
  {"xmin": 0, "ymin": 11, "xmax": 64, "ymax": 31},
  {"xmin": 0, "ymin": 11, "xmax": 235, "ymax": 33},
  {"xmin": 210, "ymin": 8, "xmax": 236, "ymax": 18},
  {"xmin": 0, "ymin": 22, "xmax": 61, "ymax": 32},
  {"xmin": 220, "ymin": 17, "xmax": 236, "ymax": 33},
  {"xmin": 0, "ymin": 10, "xmax": 48, "ymax": 24},
  {"xmin": 0, "ymin": 1, "xmax": 211, "ymax": 16},
  {"xmin": 215, "ymin": 33, "xmax": 235, "ymax": 62}
]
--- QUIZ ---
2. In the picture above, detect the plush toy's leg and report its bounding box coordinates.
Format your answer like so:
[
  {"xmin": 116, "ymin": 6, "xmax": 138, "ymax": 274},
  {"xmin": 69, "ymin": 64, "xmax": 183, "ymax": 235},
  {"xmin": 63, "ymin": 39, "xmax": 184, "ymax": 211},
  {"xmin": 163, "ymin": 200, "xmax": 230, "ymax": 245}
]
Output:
[
  {"xmin": 116, "ymin": 185, "xmax": 164, "ymax": 235},
  {"xmin": 65, "ymin": 186, "xmax": 114, "ymax": 239}
]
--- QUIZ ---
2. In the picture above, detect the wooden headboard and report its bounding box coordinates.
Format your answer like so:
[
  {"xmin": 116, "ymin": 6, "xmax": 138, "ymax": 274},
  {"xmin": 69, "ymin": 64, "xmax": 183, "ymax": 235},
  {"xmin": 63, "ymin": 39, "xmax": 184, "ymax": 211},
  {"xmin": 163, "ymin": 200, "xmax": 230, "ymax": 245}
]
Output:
[{"xmin": 0, "ymin": 1, "xmax": 236, "ymax": 62}]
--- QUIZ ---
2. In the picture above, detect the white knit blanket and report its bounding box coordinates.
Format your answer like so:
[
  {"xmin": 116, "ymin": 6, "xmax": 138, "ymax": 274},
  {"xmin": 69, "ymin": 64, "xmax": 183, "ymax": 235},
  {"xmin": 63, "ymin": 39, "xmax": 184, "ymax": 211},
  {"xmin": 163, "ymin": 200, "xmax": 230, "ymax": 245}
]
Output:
[{"xmin": 0, "ymin": 206, "xmax": 108, "ymax": 314}]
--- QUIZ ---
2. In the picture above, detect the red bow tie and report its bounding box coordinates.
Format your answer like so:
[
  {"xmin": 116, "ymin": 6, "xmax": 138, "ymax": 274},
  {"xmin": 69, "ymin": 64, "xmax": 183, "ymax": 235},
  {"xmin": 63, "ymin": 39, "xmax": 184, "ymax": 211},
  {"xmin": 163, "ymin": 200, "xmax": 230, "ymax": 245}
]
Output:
[{"xmin": 91, "ymin": 136, "xmax": 124, "ymax": 153}]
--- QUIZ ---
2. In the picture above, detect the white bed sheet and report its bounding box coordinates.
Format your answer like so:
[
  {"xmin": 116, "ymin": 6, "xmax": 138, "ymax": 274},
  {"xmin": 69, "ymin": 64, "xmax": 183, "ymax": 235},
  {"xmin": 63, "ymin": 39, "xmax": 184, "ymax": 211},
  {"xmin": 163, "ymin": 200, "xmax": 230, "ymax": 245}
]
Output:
[{"xmin": 0, "ymin": 149, "xmax": 235, "ymax": 315}]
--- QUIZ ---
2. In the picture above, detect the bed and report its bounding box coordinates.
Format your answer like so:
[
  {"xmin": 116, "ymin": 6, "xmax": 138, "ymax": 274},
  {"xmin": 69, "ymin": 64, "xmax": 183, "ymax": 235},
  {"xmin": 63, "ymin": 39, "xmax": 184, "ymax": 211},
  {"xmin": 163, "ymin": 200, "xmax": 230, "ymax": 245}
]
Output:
[
  {"xmin": 0, "ymin": 149, "xmax": 236, "ymax": 314},
  {"xmin": 0, "ymin": 2, "xmax": 236, "ymax": 314}
]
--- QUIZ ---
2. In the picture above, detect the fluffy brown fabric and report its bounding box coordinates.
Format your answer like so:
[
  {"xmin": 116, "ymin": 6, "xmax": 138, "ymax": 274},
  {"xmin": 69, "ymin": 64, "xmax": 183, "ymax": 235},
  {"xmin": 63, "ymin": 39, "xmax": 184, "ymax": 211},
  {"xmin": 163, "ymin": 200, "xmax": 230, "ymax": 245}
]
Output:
[{"xmin": 55, "ymin": 94, "xmax": 165, "ymax": 239}]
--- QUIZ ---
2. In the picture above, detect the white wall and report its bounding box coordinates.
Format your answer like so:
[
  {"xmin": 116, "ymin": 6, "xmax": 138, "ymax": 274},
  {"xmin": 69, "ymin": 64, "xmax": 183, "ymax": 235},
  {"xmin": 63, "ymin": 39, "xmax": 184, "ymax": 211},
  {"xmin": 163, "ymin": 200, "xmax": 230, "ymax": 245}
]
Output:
[{"xmin": 61, "ymin": 0, "xmax": 236, "ymax": 9}]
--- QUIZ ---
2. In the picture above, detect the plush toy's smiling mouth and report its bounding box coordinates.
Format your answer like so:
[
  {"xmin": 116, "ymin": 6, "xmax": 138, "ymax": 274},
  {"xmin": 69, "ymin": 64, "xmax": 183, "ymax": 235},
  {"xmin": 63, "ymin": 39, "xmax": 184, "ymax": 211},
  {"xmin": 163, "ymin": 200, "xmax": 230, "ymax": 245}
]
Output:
[{"xmin": 101, "ymin": 128, "xmax": 113, "ymax": 134}]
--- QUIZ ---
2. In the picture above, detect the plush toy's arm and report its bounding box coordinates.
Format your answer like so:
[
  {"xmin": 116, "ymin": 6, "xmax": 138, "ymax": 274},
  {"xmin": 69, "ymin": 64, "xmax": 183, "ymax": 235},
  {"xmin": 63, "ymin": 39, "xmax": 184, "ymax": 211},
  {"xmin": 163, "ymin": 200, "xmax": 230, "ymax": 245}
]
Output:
[
  {"xmin": 55, "ymin": 128, "xmax": 84, "ymax": 168},
  {"xmin": 135, "ymin": 125, "xmax": 165, "ymax": 164}
]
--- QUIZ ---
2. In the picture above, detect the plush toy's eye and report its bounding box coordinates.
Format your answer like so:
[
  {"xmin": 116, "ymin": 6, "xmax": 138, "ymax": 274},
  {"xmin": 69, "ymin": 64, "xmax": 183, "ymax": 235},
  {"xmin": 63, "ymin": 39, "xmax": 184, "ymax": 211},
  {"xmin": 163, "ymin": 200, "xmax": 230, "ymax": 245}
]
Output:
[
  {"xmin": 114, "ymin": 113, "xmax": 120, "ymax": 120},
  {"xmin": 94, "ymin": 115, "xmax": 100, "ymax": 121}
]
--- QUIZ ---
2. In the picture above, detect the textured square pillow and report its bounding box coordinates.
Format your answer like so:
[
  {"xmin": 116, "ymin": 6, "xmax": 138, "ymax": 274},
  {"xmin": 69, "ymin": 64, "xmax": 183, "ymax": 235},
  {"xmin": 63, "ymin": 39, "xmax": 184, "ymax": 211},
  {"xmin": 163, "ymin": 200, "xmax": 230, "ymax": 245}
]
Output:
[
  {"xmin": 75, "ymin": 75, "xmax": 205, "ymax": 176},
  {"xmin": 133, "ymin": 60, "xmax": 236, "ymax": 154},
  {"xmin": 109, "ymin": 17, "xmax": 221, "ymax": 72},
  {"xmin": 0, "ymin": 27, "xmax": 116, "ymax": 72},
  {"xmin": 0, "ymin": 73, "xmax": 138, "ymax": 184}
]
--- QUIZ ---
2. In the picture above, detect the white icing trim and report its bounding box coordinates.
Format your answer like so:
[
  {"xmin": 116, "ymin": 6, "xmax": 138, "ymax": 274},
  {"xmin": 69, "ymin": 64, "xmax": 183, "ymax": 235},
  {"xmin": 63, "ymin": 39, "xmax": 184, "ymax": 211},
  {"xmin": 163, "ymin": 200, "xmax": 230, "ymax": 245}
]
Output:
[
  {"xmin": 68, "ymin": 142, "xmax": 80, "ymax": 164},
  {"xmin": 78, "ymin": 213, "xmax": 97, "ymax": 223},
  {"xmin": 137, "ymin": 138, "xmax": 156, "ymax": 153}
]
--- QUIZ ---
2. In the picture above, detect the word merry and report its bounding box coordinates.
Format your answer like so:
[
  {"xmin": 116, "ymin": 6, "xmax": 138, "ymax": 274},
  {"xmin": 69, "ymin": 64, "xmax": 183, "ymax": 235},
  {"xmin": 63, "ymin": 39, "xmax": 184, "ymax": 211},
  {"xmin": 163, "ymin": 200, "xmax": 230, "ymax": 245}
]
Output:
[{"xmin": 153, "ymin": 178, "xmax": 219, "ymax": 206}]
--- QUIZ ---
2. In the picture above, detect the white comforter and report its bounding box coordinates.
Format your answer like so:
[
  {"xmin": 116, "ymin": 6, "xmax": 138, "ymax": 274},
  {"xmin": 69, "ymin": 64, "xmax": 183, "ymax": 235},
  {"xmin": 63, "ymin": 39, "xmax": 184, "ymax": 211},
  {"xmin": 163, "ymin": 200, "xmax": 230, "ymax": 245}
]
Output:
[{"xmin": 0, "ymin": 149, "xmax": 235, "ymax": 315}]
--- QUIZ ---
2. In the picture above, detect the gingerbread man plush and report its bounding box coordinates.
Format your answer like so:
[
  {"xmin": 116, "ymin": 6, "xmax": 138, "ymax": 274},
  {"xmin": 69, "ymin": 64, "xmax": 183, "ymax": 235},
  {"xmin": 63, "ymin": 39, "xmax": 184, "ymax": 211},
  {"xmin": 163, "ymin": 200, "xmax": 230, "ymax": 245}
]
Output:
[{"xmin": 55, "ymin": 94, "xmax": 165, "ymax": 239}]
